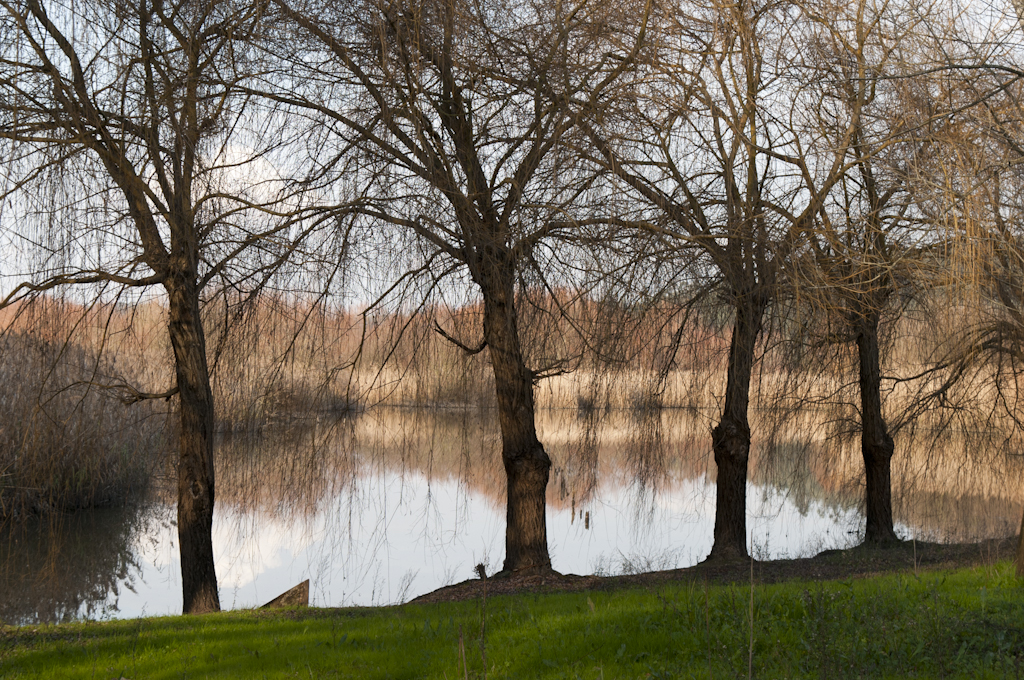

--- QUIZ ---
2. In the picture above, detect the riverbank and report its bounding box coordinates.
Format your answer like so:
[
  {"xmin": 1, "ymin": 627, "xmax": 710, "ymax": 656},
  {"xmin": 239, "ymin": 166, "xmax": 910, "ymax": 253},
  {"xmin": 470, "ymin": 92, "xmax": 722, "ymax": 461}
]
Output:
[
  {"xmin": 2, "ymin": 541, "xmax": 1022, "ymax": 679},
  {"xmin": 413, "ymin": 535, "xmax": 1019, "ymax": 604}
]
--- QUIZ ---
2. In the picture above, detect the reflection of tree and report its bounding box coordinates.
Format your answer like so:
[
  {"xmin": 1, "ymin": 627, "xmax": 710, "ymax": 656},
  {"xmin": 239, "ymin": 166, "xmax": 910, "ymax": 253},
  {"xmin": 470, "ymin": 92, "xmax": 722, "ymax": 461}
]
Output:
[
  {"xmin": 213, "ymin": 424, "xmax": 359, "ymax": 519},
  {"xmin": 900, "ymin": 492, "xmax": 1021, "ymax": 544},
  {"xmin": 171, "ymin": 410, "xmax": 1024, "ymax": 570},
  {"xmin": 0, "ymin": 504, "xmax": 151, "ymax": 624},
  {"xmin": 623, "ymin": 408, "xmax": 665, "ymax": 525},
  {"xmin": 560, "ymin": 399, "xmax": 604, "ymax": 509},
  {"xmin": 752, "ymin": 441, "xmax": 823, "ymax": 518}
]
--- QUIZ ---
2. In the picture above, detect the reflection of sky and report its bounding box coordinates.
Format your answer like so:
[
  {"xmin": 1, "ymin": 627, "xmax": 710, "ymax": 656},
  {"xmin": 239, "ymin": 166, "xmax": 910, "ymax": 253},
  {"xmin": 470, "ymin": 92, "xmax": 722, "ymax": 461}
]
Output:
[{"xmin": 104, "ymin": 469, "xmax": 865, "ymax": 619}]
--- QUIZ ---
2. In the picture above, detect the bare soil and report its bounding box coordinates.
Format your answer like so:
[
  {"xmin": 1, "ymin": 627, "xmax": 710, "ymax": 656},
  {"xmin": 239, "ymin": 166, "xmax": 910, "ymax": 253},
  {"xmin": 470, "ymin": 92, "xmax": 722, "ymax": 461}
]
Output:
[{"xmin": 410, "ymin": 536, "xmax": 1019, "ymax": 605}]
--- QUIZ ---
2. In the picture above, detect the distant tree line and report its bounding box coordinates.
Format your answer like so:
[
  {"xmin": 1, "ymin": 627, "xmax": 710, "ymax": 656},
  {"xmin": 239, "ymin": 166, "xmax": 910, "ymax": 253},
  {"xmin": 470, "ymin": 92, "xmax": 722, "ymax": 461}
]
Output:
[{"xmin": 2, "ymin": 0, "xmax": 1024, "ymax": 613}]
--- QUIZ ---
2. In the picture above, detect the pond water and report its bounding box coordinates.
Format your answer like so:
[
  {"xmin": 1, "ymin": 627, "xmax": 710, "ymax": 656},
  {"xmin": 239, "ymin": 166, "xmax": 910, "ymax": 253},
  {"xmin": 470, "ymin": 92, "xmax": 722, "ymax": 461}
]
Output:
[{"xmin": 2, "ymin": 407, "xmax": 1021, "ymax": 624}]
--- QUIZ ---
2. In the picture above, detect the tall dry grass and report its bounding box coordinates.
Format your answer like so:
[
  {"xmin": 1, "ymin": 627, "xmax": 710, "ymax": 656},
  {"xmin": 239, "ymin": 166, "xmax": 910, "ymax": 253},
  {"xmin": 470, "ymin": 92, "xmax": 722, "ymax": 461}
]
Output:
[{"xmin": 0, "ymin": 302, "xmax": 169, "ymax": 522}]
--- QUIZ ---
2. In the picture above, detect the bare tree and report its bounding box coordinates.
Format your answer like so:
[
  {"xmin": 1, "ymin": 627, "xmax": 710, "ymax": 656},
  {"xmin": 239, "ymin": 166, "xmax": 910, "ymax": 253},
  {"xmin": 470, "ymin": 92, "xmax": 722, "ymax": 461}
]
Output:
[
  {"xmin": 0, "ymin": 0, "xmax": 304, "ymax": 612},
  {"xmin": 256, "ymin": 0, "xmax": 651, "ymax": 574},
  {"xmin": 783, "ymin": 0, "xmax": 952, "ymax": 544},
  {"xmin": 576, "ymin": 0, "xmax": 865, "ymax": 559}
]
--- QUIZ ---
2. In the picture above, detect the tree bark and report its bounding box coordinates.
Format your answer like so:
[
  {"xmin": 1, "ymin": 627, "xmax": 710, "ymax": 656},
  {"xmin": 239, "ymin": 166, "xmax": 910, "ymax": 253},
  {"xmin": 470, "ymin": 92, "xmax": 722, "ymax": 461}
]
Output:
[
  {"xmin": 857, "ymin": 311, "xmax": 898, "ymax": 544},
  {"xmin": 166, "ymin": 272, "xmax": 221, "ymax": 613},
  {"xmin": 709, "ymin": 294, "xmax": 764, "ymax": 560},
  {"xmin": 1015, "ymin": 509, "xmax": 1024, "ymax": 577},
  {"xmin": 478, "ymin": 257, "xmax": 552, "ymax": 575}
]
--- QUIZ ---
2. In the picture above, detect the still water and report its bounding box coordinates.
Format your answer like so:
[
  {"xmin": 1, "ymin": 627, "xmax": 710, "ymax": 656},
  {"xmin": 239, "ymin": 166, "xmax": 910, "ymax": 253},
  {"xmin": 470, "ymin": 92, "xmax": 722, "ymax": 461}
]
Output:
[{"xmin": 2, "ymin": 407, "xmax": 1021, "ymax": 623}]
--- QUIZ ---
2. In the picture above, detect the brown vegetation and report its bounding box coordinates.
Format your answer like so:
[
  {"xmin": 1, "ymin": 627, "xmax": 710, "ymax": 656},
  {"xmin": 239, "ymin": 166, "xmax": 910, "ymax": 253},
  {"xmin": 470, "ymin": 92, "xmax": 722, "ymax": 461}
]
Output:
[{"xmin": 0, "ymin": 303, "xmax": 168, "ymax": 522}]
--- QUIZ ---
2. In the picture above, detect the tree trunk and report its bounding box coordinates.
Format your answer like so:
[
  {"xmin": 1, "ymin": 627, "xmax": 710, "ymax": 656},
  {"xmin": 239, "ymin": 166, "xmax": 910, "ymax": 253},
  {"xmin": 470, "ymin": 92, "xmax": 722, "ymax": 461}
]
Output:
[
  {"xmin": 857, "ymin": 311, "xmax": 898, "ymax": 544},
  {"xmin": 709, "ymin": 294, "xmax": 764, "ymax": 560},
  {"xmin": 166, "ymin": 273, "xmax": 221, "ymax": 613},
  {"xmin": 1015, "ymin": 509, "xmax": 1024, "ymax": 577},
  {"xmin": 479, "ymin": 260, "xmax": 552, "ymax": 575}
]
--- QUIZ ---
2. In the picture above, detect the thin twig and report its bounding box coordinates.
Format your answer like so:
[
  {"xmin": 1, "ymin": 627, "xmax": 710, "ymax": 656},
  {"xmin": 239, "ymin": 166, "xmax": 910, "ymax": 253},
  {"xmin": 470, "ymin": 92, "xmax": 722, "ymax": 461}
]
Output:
[{"xmin": 433, "ymin": 321, "xmax": 487, "ymax": 355}]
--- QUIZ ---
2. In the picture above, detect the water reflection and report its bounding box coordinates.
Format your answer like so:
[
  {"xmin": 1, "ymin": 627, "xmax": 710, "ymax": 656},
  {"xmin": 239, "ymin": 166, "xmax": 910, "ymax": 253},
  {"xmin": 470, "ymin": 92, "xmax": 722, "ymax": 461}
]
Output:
[
  {"xmin": 2, "ymin": 407, "xmax": 1022, "ymax": 623},
  {"xmin": 0, "ymin": 506, "xmax": 154, "ymax": 624}
]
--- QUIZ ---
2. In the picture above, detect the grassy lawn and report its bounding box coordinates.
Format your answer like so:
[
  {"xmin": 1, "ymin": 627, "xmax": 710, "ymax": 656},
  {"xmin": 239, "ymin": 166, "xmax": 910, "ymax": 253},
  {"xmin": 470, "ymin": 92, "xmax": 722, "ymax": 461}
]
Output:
[{"xmin": 2, "ymin": 562, "xmax": 1023, "ymax": 679}]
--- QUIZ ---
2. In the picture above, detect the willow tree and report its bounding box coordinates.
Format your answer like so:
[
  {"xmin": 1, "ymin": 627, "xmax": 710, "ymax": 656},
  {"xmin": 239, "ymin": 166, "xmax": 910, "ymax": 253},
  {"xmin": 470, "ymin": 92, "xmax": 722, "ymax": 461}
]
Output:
[
  {"xmin": 577, "ymin": 0, "xmax": 861, "ymax": 559},
  {"xmin": 869, "ymin": 0, "xmax": 1024, "ymax": 570},
  {"xmin": 965, "ymin": 0, "xmax": 1024, "ymax": 578},
  {"xmin": 972, "ymin": 159, "xmax": 1024, "ymax": 576},
  {"xmin": 0, "ymin": 0, "xmax": 303, "ymax": 612},
  {"xmin": 784, "ymin": 0, "xmax": 951, "ymax": 544},
  {"xmin": 263, "ymin": 0, "xmax": 649, "ymax": 573}
]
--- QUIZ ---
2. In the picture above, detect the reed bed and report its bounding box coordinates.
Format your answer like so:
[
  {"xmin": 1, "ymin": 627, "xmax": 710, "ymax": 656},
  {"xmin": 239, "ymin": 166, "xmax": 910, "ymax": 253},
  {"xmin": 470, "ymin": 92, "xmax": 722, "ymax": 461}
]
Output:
[
  {"xmin": 1, "ymin": 289, "xmax": 1021, "ymax": 545},
  {"xmin": 0, "ymin": 303, "xmax": 169, "ymax": 522}
]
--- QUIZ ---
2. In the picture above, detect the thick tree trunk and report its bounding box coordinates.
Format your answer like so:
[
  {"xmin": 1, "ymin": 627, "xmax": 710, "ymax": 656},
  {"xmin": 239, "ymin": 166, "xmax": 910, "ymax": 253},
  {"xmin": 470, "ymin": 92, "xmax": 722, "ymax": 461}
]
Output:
[
  {"xmin": 709, "ymin": 295, "xmax": 764, "ymax": 561},
  {"xmin": 166, "ymin": 273, "xmax": 221, "ymax": 613},
  {"xmin": 857, "ymin": 312, "xmax": 898, "ymax": 544},
  {"xmin": 479, "ymin": 262, "xmax": 552, "ymax": 575}
]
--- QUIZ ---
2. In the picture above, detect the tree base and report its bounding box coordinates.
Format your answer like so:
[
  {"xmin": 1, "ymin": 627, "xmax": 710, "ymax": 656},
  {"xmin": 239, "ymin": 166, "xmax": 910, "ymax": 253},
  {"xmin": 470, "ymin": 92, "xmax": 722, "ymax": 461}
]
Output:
[
  {"xmin": 703, "ymin": 544, "xmax": 750, "ymax": 564},
  {"xmin": 862, "ymin": 531, "xmax": 901, "ymax": 547},
  {"xmin": 492, "ymin": 564, "xmax": 561, "ymax": 580}
]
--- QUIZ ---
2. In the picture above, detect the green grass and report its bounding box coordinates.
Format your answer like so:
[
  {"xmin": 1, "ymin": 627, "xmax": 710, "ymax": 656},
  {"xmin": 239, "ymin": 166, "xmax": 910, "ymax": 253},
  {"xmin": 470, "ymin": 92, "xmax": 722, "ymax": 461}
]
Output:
[{"xmin": 3, "ymin": 563, "xmax": 1024, "ymax": 679}]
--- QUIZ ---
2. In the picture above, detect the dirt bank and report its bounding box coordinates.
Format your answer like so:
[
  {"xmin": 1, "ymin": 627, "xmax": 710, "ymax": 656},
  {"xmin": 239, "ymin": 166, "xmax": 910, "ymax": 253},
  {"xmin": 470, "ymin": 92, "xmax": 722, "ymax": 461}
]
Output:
[{"xmin": 411, "ymin": 536, "xmax": 1018, "ymax": 604}]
